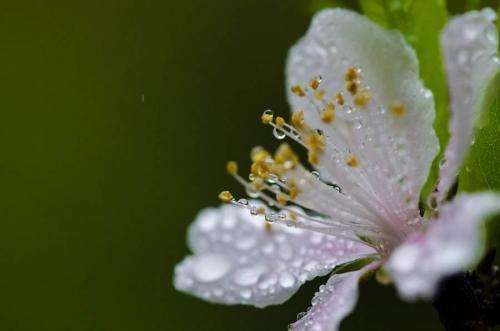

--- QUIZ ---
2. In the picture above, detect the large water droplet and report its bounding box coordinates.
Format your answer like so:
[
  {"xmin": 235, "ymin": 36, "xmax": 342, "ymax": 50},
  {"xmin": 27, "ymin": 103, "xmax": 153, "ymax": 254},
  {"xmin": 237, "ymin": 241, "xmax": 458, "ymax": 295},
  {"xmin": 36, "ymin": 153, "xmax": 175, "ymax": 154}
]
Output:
[
  {"xmin": 233, "ymin": 265, "xmax": 267, "ymax": 286},
  {"xmin": 193, "ymin": 254, "xmax": 231, "ymax": 282},
  {"xmin": 279, "ymin": 272, "xmax": 296, "ymax": 288},
  {"xmin": 273, "ymin": 127, "xmax": 286, "ymax": 140}
]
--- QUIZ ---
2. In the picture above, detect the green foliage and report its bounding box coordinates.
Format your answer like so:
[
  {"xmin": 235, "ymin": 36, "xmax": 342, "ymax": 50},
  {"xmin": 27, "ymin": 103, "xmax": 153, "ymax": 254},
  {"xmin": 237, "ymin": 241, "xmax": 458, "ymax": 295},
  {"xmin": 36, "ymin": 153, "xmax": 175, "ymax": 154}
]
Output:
[
  {"xmin": 359, "ymin": 0, "xmax": 449, "ymax": 204},
  {"xmin": 458, "ymin": 73, "xmax": 500, "ymax": 192}
]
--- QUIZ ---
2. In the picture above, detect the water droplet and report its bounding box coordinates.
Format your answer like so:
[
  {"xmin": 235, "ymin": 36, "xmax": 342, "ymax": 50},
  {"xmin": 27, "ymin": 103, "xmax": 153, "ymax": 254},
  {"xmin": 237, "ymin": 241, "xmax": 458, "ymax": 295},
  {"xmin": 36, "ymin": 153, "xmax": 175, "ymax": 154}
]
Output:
[
  {"xmin": 238, "ymin": 198, "xmax": 248, "ymax": 205},
  {"xmin": 311, "ymin": 171, "xmax": 320, "ymax": 180},
  {"xmin": 267, "ymin": 173, "xmax": 278, "ymax": 184},
  {"xmin": 296, "ymin": 311, "xmax": 307, "ymax": 320},
  {"xmin": 233, "ymin": 265, "xmax": 267, "ymax": 286},
  {"xmin": 246, "ymin": 186, "xmax": 260, "ymax": 198},
  {"xmin": 273, "ymin": 127, "xmax": 286, "ymax": 140},
  {"xmin": 236, "ymin": 237, "xmax": 257, "ymax": 250},
  {"xmin": 265, "ymin": 213, "xmax": 277, "ymax": 223},
  {"xmin": 193, "ymin": 254, "xmax": 231, "ymax": 283},
  {"xmin": 248, "ymin": 173, "xmax": 255, "ymax": 181},
  {"xmin": 279, "ymin": 272, "xmax": 296, "ymax": 288},
  {"xmin": 471, "ymin": 138, "xmax": 476, "ymax": 145},
  {"xmin": 249, "ymin": 205, "xmax": 259, "ymax": 215},
  {"xmin": 263, "ymin": 109, "xmax": 274, "ymax": 116}
]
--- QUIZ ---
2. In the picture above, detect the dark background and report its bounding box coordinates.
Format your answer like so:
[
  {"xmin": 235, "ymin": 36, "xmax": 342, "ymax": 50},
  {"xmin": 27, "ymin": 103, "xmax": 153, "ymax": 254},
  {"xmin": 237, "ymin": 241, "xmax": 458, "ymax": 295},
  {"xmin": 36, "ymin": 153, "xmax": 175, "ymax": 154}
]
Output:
[{"xmin": 0, "ymin": 1, "xmax": 495, "ymax": 330}]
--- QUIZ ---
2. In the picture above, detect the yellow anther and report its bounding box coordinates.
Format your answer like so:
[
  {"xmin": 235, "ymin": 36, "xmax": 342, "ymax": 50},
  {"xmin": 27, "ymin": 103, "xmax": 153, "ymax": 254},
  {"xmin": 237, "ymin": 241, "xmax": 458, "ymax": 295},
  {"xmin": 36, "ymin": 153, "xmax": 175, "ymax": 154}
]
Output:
[
  {"xmin": 326, "ymin": 102, "xmax": 335, "ymax": 112},
  {"xmin": 289, "ymin": 186, "xmax": 299, "ymax": 199},
  {"xmin": 218, "ymin": 191, "xmax": 234, "ymax": 203},
  {"xmin": 309, "ymin": 78, "xmax": 321, "ymax": 90},
  {"xmin": 290, "ymin": 212, "xmax": 298, "ymax": 222},
  {"xmin": 226, "ymin": 161, "xmax": 238, "ymax": 174},
  {"xmin": 308, "ymin": 151, "xmax": 319, "ymax": 165},
  {"xmin": 261, "ymin": 112, "xmax": 274, "ymax": 124},
  {"xmin": 335, "ymin": 92, "xmax": 345, "ymax": 106},
  {"xmin": 264, "ymin": 222, "xmax": 272, "ymax": 232},
  {"xmin": 257, "ymin": 206, "xmax": 266, "ymax": 215},
  {"xmin": 345, "ymin": 67, "xmax": 359, "ymax": 81},
  {"xmin": 354, "ymin": 90, "xmax": 371, "ymax": 107},
  {"xmin": 251, "ymin": 161, "xmax": 270, "ymax": 178},
  {"xmin": 390, "ymin": 101, "xmax": 406, "ymax": 117},
  {"xmin": 346, "ymin": 154, "xmax": 359, "ymax": 167},
  {"xmin": 291, "ymin": 111, "xmax": 305, "ymax": 128},
  {"xmin": 321, "ymin": 108, "xmax": 335, "ymax": 123},
  {"xmin": 251, "ymin": 147, "xmax": 270, "ymax": 163},
  {"xmin": 275, "ymin": 116, "xmax": 285, "ymax": 127},
  {"xmin": 276, "ymin": 193, "xmax": 288, "ymax": 205},
  {"xmin": 306, "ymin": 132, "xmax": 325, "ymax": 151},
  {"xmin": 314, "ymin": 89, "xmax": 326, "ymax": 101},
  {"xmin": 274, "ymin": 143, "xmax": 299, "ymax": 169},
  {"xmin": 346, "ymin": 81, "xmax": 358, "ymax": 95},
  {"xmin": 291, "ymin": 85, "xmax": 306, "ymax": 97}
]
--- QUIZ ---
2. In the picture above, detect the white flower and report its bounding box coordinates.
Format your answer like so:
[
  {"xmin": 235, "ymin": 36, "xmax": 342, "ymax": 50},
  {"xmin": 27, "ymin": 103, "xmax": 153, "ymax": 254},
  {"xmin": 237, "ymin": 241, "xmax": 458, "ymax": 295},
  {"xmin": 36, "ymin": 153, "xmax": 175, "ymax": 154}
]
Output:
[{"xmin": 174, "ymin": 8, "xmax": 500, "ymax": 331}]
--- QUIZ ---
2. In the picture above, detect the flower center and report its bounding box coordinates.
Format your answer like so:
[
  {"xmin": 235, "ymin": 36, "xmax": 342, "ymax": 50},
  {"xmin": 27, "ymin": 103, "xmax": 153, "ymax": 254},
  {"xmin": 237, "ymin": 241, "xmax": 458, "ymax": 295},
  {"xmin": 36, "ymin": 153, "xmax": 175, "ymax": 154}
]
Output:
[{"xmin": 218, "ymin": 66, "xmax": 422, "ymax": 254}]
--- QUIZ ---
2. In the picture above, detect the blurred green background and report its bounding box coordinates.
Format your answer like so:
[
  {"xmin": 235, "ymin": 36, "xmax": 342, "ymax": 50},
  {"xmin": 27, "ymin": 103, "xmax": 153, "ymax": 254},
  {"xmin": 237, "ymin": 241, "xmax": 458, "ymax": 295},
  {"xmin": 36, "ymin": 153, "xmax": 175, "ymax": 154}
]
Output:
[{"xmin": 0, "ymin": 1, "xmax": 496, "ymax": 330}]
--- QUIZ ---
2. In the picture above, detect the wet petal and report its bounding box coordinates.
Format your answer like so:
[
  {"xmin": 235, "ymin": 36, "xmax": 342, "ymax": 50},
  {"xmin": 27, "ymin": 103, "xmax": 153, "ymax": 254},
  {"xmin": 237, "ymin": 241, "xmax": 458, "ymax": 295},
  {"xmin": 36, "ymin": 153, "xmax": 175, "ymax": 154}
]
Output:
[
  {"xmin": 437, "ymin": 8, "xmax": 499, "ymax": 201},
  {"xmin": 173, "ymin": 204, "xmax": 373, "ymax": 308},
  {"xmin": 387, "ymin": 193, "xmax": 500, "ymax": 300},
  {"xmin": 290, "ymin": 261, "xmax": 380, "ymax": 331},
  {"xmin": 286, "ymin": 9, "xmax": 438, "ymax": 234}
]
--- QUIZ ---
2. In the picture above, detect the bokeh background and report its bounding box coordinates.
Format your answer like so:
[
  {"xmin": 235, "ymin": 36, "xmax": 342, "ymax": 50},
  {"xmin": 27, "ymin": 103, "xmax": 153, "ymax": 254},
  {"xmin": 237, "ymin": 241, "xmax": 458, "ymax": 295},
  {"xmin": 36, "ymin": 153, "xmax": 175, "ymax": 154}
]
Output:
[{"xmin": 0, "ymin": 1, "xmax": 497, "ymax": 330}]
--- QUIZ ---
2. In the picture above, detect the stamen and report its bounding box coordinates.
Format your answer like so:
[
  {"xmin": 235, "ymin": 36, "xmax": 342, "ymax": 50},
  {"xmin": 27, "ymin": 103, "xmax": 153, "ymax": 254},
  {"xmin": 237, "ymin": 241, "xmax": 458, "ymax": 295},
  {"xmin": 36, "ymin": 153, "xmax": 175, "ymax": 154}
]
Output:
[
  {"xmin": 335, "ymin": 92, "xmax": 345, "ymax": 106},
  {"xmin": 345, "ymin": 80, "xmax": 359, "ymax": 95},
  {"xmin": 218, "ymin": 190, "xmax": 234, "ymax": 203},
  {"xmin": 344, "ymin": 67, "xmax": 359, "ymax": 82},
  {"xmin": 291, "ymin": 85, "xmax": 306, "ymax": 97},
  {"xmin": 261, "ymin": 109, "xmax": 274, "ymax": 124},
  {"xmin": 291, "ymin": 111, "xmax": 305, "ymax": 128},
  {"xmin": 354, "ymin": 90, "xmax": 371, "ymax": 107},
  {"xmin": 226, "ymin": 161, "xmax": 238, "ymax": 175},
  {"xmin": 309, "ymin": 77, "xmax": 321, "ymax": 90},
  {"xmin": 346, "ymin": 154, "xmax": 359, "ymax": 167},
  {"xmin": 314, "ymin": 89, "xmax": 326, "ymax": 101},
  {"xmin": 390, "ymin": 101, "xmax": 405, "ymax": 117}
]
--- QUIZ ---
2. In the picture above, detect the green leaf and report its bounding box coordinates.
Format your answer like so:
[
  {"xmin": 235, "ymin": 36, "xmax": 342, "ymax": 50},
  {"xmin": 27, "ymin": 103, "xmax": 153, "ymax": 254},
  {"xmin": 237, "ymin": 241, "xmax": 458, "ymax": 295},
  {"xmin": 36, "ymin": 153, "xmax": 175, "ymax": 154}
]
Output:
[
  {"xmin": 330, "ymin": 255, "xmax": 379, "ymax": 275},
  {"xmin": 458, "ymin": 72, "xmax": 500, "ymax": 192},
  {"xmin": 360, "ymin": 0, "xmax": 449, "ymax": 204}
]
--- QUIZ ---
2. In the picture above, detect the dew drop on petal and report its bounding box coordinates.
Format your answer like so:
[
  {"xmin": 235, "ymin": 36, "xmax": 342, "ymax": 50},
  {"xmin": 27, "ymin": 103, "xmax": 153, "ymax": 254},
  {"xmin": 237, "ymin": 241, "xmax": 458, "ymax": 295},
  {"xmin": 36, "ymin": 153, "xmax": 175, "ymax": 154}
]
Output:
[
  {"xmin": 193, "ymin": 254, "xmax": 231, "ymax": 282},
  {"xmin": 279, "ymin": 272, "xmax": 296, "ymax": 288},
  {"xmin": 233, "ymin": 265, "xmax": 267, "ymax": 286}
]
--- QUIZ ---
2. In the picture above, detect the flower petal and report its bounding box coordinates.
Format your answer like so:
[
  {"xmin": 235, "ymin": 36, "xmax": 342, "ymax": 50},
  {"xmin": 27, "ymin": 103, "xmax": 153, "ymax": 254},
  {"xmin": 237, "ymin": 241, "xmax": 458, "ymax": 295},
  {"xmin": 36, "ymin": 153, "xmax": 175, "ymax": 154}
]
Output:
[
  {"xmin": 437, "ymin": 8, "xmax": 499, "ymax": 201},
  {"xmin": 387, "ymin": 193, "xmax": 500, "ymax": 300},
  {"xmin": 173, "ymin": 204, "xmax": 373, "ymax": 308},
  {"xmin": 290, "ymin": 261, "xmax": 380, "ymax": 331},
  {"xmin": 286, "ymin": 9, "xmax": 438, "ymax": 234}
]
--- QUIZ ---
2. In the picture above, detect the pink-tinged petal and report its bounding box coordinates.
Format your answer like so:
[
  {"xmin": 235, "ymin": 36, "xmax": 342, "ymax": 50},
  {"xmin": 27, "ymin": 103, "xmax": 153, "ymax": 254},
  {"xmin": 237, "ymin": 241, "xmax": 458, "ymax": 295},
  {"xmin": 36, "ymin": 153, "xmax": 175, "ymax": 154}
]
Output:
[
  {"xmin": 437, "ymin": 8, "xmax": 499, "ymax": 201},
  {"xmin": 387, "ymin": 193, "xmax": 500, "ymax": 300},
  {"xmin": 290, "ymin": 261, "xmax": 381, "ymax": 331},
  {"xmin": 174, "ymin": 204, "xmax": 374, "ymax": 308},
  {"xmin": 286, "ymin": 9, "xmax": 438, "ymax": 235}
]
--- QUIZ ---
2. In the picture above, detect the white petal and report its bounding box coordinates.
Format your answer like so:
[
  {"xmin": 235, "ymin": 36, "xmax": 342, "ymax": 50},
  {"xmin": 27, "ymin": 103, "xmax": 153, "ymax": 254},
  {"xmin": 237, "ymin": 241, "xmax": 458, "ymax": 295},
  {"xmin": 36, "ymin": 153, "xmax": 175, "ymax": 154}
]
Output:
[
  {"xmin": 387, "ymin": 193, "xmax": 500, "ymax": 300},
  {"xmin": 286, "ymin": 9, "xmax": 438, "ymax": 234},
  {"xmin": 290, "ymin": 261, "xmax": 380, "ymax": 331},
  {"xmin": 173, "ymin": 204, "xmax": 373, "ymax": 308},
  {"xmin": 437, "ymin": 8, "xmax": 499, "ymax": 201}
]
